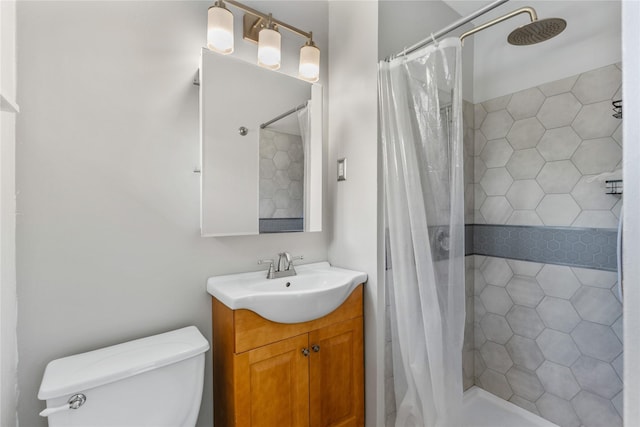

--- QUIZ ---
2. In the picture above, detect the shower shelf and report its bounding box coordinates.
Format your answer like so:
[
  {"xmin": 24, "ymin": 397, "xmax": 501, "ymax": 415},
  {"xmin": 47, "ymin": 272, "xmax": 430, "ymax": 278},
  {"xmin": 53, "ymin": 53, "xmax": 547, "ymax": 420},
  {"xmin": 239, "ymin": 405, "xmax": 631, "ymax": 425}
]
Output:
[{"xmin": 605, "ymin": 179, "xmax": 623, "ymax": 195}]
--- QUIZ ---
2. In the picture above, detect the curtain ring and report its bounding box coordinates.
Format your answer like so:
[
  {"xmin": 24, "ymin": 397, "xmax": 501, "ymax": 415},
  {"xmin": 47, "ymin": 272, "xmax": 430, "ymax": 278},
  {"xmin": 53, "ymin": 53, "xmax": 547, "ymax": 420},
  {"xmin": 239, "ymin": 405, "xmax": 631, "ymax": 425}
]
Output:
[{"xmin": 431, "ymin": 33, "xmax": 439, "ymax": 47}]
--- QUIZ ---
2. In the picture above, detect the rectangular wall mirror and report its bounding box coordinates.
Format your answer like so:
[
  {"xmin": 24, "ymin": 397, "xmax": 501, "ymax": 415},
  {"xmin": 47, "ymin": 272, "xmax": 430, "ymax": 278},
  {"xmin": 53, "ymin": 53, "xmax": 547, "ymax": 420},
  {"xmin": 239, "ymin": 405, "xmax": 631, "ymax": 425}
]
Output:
[{"xmin": 200, "ymin": 49, "xmax": 322, "ymax": 236}]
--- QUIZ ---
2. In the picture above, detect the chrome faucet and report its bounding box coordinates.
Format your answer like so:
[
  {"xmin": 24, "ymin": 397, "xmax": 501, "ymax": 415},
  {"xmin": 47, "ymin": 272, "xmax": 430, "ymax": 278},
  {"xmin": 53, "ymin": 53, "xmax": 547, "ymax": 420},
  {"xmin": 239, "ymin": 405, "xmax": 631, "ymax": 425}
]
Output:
[{"xmin": 259, "ymin": 253, "xmax": 304, "ymax": 279}]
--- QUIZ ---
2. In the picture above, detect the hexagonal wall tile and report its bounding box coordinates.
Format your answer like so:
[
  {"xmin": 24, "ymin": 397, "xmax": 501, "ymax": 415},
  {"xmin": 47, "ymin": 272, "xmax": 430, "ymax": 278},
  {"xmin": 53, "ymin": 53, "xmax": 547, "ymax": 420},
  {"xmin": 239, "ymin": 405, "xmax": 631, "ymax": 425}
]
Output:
[
  {"xmin": 506, "ymin": 276, "xmax": 544, "ymax": 307},
  {"xmin": 480, "ymin": 197, "xmax": 513, "ymax": 224},
  {"xmin": 505, "ymin": 148, "xmax": 545, "ymax": 180},
  {"xmin": 536, "ymin": 329, "xmax": 581, "ymax": 366},
  {"xmin": 474, "ymin": 103, "xmax": 487, "ymax": 129},
  {"xmin": 571, "ymin": 286, "xmax": 622, "ymax": 326},
  {"xmin": 480, "ymin": 313, "xmax": 514, "ymax": 344},
  {"xmin": 481, "ymin": 110, "xmax": 514, "ymax": 140},
  {"xmin": 536, "ymin": 264, "xmax": 581, "ymax": 299},
  {"xmin": 537, "ymin": 93, "xmax": 582, "ymax": 129},
  {"xmin": 536, "ymin": 160, "xmax": 581, "ymax": 193},
  {"xmin": 506, "ymin": 367, "xmax": 544, "ymax": 401},
  {"xmin": 506, "ymin": 87, "xmax": 545, "ymax": 120},
  {"xmin": 481, "ymin": 139, "xmax": 513, "ymax": 168},
  {"xmin": 507, "ymin": 260, "xmax": 543, "ymax": 277},
  {"xmin": 572, "ymin": 101, "xmax": 621, "ymax": 139},
  {"xmin": 506, "ymin": 306, "xmax": 544, "ymax": 339},
  {"xmin": 288, "ymin": 142, "xmax": 304, "ymax": 162},
  {"xmin": 572, "ymin": 211, "xmax": 618, "ymax": 228},
  {"xmin": 288, "ymin": 162, "xmax": 304, "ymax": 180},
  {"xmin": 537, "ymin": 360, "xmax": 580, "ymax": 400},
  {"xmin": 273, "ymin": 151, "xmax": 291, "ymax": 170},
  {"xmin": 539, "ymin": 75, "xmax": 578, "ymax": 97},
  {"xmin": 507, "ymin": 211, "xmax": 544, "ymax": 226},
  {"xmin": 259, "ymin": 158, "xmax": 276, "ymax": 179},
  {"xmin": 259, "ymin": 179, "xmax": 277, "ymax": 198},
  {"xmin": 572, "ymin": 391, "xmax": 622, "ymax": 427},
  {"xmin": 571, "ymin": 176, "xmax": 618, "ymax": 210},
  {"xmin": 571, "ymin": 138, "xmax": 622, "ymax": 175},
  {"xmin": 506, "ymin": 335, "xmax": 544, "ymax": 371},
  {"xmin": 572, "ymin": 267, "xmax": 618, "ymax": 289},
  {"xmin": 509, "ymin": 396, "xmax": 540, "ymax": 415},
  {"xmin": 506, "ymin": 118, "xmax": 545, "ymax": 150},
  {"xmin": 260, "ymin": 139, "xmax": 277, "ymax": 159},
  {"xmin": 537, "ymin": 297, "xmax": 580, "ymax": 332},
  {"xmin": 480, "ymin": 286, "xmax": 514, "ymax": 317},
  {"xmin": 612, "ymin": 353, "xmax": 623, "ymax": 380},
  {"xmin": 480, "ymin": 341, "xmax": 514, "ymax": 374},
  {"xmin": 273, "ymin": 189, "xmax": 290, "ymax": 209},
  {"xmin": 536, "ymin": 393, "xmax": 581, "ymax": 427},
  {"xmin": 571, "ymin": 355, "xmax": 623, "ymax": 399},
  {"xmin": 481, "ymin": 257, "xmax": 513, "ymax": 287},
  {"xmin": 571, "ymin": 321, "xmax": 622, "ymax": 362},
  {"xmin": 259, "ymin": 199, "xmax": 276, "ymax": 218},
  {"xmin": 480, "ymin": 168, "xmax": 514, "ymax": 196},
  {"xmin": 474, "ymin": 157, "xmax": 487, "ymax": 183},
  {"xmin": 479, "ymin": 369, "xmax": 514, "ymax": 400},
  {"xmin": 474, "ymin": 269, "xmax": 488, "ymax": 295},
  {"xmin": 483, "ymin": 94, "xmax": 512, "ymax": 112},
  {"xmin": 274, "ymin": 170, "xmax": 291, "ymax": 189},
  {"xmin": 506, "ymin": 180, "xmax": 544, "ymax": 210},
  {"xmin": 274, "ymin": 133, "xmax": 292, "ymax": 150},
  {"xmin": 536, "ymin": 195, "xmax": 581, "ymax": 226},
  {"xmin": 537, "ymin": 127, "xmax": 582, "ymax": 161},
  {"xmin": 474, "ymin": 184, "xmax": 487, "ymax": 208},
  {"xmin": 475, "ymin": 131, "xmax": 488, "ymax": 155},
  {"xmin": 571, "ymin": 64, "xmax": 621, "ymax": 104}
]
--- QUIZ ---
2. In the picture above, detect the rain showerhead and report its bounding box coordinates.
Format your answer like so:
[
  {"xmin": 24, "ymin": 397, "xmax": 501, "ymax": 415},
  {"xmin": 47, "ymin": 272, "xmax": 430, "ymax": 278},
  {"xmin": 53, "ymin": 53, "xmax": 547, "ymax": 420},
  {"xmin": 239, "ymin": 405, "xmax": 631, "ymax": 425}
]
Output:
[
  {"xmin": 459, "ymin": 7, "xmax": 567, "ymax": 46},
  {"xmin": 508, "ymin": 17, "xmax": 567, "ymax": 45}
]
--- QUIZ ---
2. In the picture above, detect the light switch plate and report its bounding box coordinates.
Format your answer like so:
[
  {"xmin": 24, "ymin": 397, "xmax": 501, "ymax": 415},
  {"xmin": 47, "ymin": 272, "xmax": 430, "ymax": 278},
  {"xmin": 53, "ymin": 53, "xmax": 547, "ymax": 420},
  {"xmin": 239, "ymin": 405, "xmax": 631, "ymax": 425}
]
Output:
[{"xmin": 337, "ymin": 158, "xmax": 347, "ymax": 181}]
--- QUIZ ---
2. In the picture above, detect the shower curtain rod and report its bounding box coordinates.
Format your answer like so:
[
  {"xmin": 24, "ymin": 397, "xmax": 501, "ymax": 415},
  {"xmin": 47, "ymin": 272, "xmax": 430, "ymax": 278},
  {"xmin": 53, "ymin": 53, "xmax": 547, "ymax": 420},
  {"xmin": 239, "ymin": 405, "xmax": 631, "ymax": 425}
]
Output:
[
  {"xmin": 260, "ymin": 101, "xmax": 308, "ymax": 129},
  {"xmin": 386, "ymin": 0, "xmax": 510, "ymax": 61}
]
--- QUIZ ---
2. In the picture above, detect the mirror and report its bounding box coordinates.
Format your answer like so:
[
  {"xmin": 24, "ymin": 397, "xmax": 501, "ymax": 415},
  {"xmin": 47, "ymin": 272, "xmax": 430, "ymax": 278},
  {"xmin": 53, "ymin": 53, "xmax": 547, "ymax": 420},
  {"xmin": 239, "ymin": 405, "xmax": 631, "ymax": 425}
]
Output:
[{"xmin": 200, "ymin": 49, "xmax": 322, "ymax": 236}]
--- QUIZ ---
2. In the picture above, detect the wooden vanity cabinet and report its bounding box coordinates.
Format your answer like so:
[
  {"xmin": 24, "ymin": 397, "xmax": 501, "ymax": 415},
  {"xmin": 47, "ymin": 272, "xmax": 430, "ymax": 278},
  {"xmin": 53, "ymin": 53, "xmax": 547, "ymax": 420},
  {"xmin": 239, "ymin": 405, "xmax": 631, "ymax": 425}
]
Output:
[{"xmin": 212, "ymin": 285, "xmax": 364, "ymax": 427}]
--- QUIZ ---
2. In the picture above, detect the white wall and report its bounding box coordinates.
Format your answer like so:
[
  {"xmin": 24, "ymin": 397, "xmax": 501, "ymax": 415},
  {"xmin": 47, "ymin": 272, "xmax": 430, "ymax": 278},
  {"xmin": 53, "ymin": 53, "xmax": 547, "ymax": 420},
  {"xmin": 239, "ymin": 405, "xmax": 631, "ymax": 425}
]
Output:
[
  {"xmin": 0, "ymin": 0, "xmax": 18, "ymax": 425},
  {"xmin": 472, "ymin": 0, "xmax": 621, "ymax": 102},
  {"xmin": 15, "ymin": 2, "xmax": 328, "ymax": 426},
  {"xmin": 327, "ymin": 1, "xmax": 382, "ymax": 425}
]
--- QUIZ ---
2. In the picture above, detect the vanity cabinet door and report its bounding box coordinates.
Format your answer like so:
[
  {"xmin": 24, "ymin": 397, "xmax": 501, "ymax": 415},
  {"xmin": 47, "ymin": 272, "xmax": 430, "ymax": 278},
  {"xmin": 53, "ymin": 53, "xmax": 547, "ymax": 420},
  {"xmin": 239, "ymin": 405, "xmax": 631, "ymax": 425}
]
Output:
[
  {"xmin": 309, "ymin": 317, "xmax": 364, "ymax": 427},
  {"xmin": 235, "ymin": 334, "xmax": 310, "ymax": 427}
]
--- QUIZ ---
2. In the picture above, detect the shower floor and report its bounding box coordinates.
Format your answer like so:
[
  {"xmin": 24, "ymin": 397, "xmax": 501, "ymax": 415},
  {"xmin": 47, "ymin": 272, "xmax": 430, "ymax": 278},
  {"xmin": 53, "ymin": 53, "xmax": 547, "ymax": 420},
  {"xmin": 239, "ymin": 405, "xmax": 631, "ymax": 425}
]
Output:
[{"xmin": 462, "ymin": 387, "xmax": 558, "ymax": 427}]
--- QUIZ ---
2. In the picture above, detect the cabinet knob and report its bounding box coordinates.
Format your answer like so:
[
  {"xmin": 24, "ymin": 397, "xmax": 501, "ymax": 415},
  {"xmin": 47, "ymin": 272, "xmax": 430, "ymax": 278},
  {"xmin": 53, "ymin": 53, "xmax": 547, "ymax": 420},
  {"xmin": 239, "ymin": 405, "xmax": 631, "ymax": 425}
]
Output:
[
  {"xmin": 301, "ymin": 348, "xmax": 310, "ymax": 357},
  {"xmin": 312, "ymin": 344, "xmax": 320, "ymax": 352}
]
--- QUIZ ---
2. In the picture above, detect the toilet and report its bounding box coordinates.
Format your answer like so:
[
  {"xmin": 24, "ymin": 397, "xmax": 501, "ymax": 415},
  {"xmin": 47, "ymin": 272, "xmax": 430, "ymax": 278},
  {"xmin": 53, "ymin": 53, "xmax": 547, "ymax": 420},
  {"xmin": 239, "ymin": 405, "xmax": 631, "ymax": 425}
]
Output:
[{"xmin": 38, "ymin": 326, "xmax": 209, "ymax": 427}]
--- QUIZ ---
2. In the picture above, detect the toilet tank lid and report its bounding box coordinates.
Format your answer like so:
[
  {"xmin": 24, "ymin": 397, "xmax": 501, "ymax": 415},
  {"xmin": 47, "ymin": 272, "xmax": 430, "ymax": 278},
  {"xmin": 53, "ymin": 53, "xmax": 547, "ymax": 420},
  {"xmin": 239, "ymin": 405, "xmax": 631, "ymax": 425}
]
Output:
[{"xmin": 38, "ymin": 326, "xmax": 210, "ymax": 400}]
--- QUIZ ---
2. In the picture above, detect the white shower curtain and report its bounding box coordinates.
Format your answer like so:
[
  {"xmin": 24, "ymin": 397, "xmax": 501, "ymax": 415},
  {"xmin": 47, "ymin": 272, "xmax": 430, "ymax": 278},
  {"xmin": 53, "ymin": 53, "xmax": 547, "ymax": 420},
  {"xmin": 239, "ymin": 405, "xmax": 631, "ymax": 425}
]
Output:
[{"xmin": 379, "ymin": 37, "xmax": 465, "ymax": 427}]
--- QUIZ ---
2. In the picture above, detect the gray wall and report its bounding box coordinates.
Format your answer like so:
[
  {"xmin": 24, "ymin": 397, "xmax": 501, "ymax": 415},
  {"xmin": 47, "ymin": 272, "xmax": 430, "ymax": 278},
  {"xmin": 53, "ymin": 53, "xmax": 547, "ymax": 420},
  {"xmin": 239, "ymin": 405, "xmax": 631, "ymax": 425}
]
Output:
[{"xmin": 16, "ymin": 2, "xmax": 328, "ymax": 426}]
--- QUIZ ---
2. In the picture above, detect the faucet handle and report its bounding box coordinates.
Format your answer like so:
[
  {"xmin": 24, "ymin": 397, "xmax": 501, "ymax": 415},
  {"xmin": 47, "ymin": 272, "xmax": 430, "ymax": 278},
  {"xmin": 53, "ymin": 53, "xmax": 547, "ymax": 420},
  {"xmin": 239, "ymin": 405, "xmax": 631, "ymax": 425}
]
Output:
[
  {"xmin": 286, "ymin": 255, "xmax": 303, "ymax": 270},
  {"xmin": 258, "ymin": 259, "xmax": 276, "ymax": 279}
]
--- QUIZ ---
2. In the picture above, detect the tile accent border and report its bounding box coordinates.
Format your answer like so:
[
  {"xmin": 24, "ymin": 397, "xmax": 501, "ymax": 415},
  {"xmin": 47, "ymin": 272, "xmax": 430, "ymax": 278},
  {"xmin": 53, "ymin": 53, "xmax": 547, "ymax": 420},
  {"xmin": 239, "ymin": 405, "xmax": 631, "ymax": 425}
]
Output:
[
  {"xmin": 259, "ymin": 218, "xmax": 303, "ymax": 233},
  {"xmin": 465, "ymin": 224, "xmax": 617, "ymax": 271}
]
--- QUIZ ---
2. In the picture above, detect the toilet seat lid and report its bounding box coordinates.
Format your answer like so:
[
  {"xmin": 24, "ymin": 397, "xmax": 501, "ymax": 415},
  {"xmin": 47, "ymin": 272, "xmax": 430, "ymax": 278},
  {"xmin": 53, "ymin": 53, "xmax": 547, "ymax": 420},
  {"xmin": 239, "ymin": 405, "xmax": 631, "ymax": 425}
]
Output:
[{"xmin": 38, "ymin": 326, "xmax": 209, "ymax": 400}]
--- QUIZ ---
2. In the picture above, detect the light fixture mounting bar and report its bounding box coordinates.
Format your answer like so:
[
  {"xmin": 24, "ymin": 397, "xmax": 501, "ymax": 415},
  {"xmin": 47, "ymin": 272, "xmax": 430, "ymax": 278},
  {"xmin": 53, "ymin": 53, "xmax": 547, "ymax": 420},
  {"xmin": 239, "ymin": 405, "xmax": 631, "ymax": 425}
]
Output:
[{"xmin": 224, "ymin": 0, "xmax": 312, "ymax": 40}]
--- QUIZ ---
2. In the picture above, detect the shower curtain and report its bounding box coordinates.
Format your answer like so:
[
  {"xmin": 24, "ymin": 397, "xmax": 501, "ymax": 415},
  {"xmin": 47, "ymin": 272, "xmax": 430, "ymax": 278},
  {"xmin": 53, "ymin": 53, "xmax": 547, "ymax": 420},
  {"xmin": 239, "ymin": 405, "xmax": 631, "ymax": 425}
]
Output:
[{"xmin": 379, "ymin": 37, "xmax": 465, "ymax": 427}]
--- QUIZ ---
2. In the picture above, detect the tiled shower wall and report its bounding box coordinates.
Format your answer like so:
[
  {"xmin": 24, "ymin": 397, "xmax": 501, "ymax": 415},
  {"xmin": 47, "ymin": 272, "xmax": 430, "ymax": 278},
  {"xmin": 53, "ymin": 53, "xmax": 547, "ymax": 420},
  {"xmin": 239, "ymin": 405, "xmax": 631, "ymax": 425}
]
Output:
[
  {"xmin": 258, "ymin": 129, "xmax": 304, "ymax": 219},
  {"xmin": 468, "ymin": 63, "xmax": 624, "ymax": 427}
]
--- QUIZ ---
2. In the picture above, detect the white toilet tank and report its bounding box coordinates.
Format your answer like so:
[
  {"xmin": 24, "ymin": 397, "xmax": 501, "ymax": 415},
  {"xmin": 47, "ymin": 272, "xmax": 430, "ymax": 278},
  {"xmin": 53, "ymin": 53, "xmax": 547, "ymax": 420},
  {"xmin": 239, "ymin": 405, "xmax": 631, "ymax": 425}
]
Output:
[{"xmin": 38, "ymin": 326, "xmax": 210, "ymax": 427}]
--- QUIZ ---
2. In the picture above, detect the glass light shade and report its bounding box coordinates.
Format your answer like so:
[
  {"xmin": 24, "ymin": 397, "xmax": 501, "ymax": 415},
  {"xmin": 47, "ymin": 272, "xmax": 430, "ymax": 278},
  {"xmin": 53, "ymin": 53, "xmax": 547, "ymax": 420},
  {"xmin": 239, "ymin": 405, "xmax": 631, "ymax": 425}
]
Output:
[
  {"xmin": 207, "ymin": 5, "xmax": 234, "ymax": 54},
  {"xmin": 299, "ymin": 43, "xmax": 320, "ymax": 82},
  {"xmin": 257, "ymin": 28, "xmax": 281, "ymax": 70}
]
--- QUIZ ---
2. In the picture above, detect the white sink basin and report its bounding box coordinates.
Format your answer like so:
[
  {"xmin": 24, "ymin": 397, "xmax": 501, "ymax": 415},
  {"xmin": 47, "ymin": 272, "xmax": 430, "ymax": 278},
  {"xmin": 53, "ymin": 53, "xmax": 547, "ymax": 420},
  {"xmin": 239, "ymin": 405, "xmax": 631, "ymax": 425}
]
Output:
[{"xmin": 207, "ymin": 262, "xmax": 367, "ymax": 324}]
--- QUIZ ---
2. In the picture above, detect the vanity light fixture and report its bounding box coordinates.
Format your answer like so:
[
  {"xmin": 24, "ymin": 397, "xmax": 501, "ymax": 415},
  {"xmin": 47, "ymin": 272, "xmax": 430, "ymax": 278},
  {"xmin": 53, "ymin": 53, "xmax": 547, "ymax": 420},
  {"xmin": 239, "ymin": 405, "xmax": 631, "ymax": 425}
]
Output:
[
  {"xmin": 257, "ymin": 15, "xmax": 281, "ymax": 70},
  {"xmin": 207, "ymin": 1, "xmax": 234, "ymax": 54},
  {"xmin": 206, "ymin": 0, "xmax": 320, "ymax": 81}
]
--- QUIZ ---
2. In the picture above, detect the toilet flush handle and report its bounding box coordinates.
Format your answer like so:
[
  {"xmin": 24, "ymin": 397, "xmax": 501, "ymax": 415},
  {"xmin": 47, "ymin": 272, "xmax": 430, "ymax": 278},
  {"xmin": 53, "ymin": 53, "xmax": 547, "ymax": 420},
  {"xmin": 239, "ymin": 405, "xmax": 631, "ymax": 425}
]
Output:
[{"xmin": 39, "ymin": 393, "xmax": 86, "ymax": 417}]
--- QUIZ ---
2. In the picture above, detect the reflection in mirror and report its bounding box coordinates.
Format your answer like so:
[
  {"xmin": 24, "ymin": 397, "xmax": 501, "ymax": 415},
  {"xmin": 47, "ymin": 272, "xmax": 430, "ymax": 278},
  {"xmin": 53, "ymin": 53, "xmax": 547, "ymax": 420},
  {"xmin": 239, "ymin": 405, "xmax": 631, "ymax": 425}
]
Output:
[{"xmin": 200, "ymin": 49, "xmax": 322, "ymax": 236}]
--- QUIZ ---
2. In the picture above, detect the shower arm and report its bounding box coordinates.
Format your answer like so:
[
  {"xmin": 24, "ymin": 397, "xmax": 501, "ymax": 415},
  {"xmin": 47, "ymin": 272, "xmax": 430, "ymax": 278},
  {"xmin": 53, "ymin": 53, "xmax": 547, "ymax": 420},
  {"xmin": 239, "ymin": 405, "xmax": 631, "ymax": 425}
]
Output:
[{"xmin": 459, "ymin": 7, "xmax": 537, "ymax": 44}]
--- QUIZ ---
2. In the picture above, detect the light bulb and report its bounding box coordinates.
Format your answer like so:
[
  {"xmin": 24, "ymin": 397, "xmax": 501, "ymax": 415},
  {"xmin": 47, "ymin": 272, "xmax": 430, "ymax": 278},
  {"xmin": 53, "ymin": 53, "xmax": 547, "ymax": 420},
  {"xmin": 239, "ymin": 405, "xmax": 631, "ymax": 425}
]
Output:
[
  {"xmin": 299, "ymin": 41, "xmax": 320, "ymax": 82},
  {"xmin": 258, "ymin": 27, "xmax": 281, "ymax": 70},
  {"xmin": 207, "ymin": 3, "xmax": 234, "ymax": 54}
]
